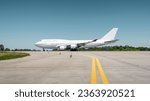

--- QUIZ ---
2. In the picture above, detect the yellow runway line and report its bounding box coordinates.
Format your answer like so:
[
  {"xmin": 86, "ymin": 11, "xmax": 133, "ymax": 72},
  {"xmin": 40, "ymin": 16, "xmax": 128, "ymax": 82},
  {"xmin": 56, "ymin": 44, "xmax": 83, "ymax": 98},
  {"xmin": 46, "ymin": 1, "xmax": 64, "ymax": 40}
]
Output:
[
  {"xmin": 95, "ymin": 58, "xmax": 109, "ymax": 84},
  {"xmin": 80, "ymin": 54, "xmax": 109, "ymax": 84},
  {"xmin": 91, "ymin": 57, "xmax": 97, "ymax": 84}
]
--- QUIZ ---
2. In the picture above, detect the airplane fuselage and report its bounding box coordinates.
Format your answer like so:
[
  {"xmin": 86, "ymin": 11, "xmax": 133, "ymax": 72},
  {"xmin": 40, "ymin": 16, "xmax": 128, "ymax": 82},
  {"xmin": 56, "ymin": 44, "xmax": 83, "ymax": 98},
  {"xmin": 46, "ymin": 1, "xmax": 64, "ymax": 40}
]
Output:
[
  {"xmin": 35, "ymin": 28, "xmax": 118, "ymax": 50},
  {"xmin": 35, "ymin": 39, "xmax": 108, "ymax": 49}
]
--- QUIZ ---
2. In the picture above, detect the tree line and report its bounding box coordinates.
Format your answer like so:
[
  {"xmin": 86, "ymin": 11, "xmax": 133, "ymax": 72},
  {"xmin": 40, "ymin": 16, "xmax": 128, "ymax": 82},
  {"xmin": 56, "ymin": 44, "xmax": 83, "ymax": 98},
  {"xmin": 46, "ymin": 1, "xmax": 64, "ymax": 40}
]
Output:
[
  {"xmin": 0, "ymin": 44, "xmax": 4, "ymax": 51},
  {"xmin": 79, "ymin": 45, "xmax": 150, "ymax": 51},
  {"xmin": 0, "ymin": 44, "xmax": 40, "ymax": 51}
]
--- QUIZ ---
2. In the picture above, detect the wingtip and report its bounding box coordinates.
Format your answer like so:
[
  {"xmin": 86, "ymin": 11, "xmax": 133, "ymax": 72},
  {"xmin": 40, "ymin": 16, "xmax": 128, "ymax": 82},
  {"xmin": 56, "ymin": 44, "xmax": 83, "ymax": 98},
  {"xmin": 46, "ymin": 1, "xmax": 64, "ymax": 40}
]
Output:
[
  {"xmin": 112, "ymin": 27, "xmax": 118, "ymax": 29},
  {"xmin": 92, "ymin": 39, "xmax": 98, "ymax": 42}
]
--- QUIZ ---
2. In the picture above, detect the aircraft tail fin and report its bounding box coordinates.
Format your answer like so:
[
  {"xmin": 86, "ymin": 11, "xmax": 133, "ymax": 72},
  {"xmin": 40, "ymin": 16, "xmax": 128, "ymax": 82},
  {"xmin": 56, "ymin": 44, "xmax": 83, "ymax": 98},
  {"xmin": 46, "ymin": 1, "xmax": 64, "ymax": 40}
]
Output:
[{"xmin": 100, "ymin": 28, "xmax": 118, "ymax": 41}]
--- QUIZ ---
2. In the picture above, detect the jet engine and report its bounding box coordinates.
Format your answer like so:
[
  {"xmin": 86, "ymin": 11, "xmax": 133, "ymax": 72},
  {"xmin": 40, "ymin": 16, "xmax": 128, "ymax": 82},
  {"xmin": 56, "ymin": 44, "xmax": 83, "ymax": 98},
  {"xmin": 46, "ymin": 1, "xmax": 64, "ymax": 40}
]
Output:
[
  {"xmin": 58, "ymin": 46, "xmax": 66, "ymax": 50},
  {"xmin": 66, "ymin": 44, "xmax": 78, "ymax": 49}
]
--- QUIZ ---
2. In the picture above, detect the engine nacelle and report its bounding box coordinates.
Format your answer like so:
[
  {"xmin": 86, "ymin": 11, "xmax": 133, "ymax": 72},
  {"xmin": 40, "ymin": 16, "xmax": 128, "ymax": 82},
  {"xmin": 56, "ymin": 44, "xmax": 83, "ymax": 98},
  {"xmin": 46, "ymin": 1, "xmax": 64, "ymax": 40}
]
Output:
[
  {"xmin": 70, "ymin": 44, "xmax": 78, "ymax": 49},
  {"xmin": 66, "ymin": 44, "xmax": 78, "ymax": 49},
  {"xmin": 58, "ymin": 46, "xmax": 66, "ymax": 50}
]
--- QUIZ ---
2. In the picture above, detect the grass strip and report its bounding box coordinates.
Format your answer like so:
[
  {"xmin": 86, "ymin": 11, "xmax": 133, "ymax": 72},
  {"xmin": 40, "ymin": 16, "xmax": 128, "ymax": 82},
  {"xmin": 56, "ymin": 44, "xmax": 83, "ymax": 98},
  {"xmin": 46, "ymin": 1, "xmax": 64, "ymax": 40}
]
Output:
[{"xmin": 0, "ymin": 52, "xmax": 30, "ymax": 60}]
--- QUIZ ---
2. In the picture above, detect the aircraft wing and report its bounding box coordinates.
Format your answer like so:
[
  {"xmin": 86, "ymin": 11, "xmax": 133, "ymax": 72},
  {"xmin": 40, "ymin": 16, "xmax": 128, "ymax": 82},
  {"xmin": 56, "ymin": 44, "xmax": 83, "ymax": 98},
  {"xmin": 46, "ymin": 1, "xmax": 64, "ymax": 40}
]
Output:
[{"xmin": 76, "ymin": 39, "xmax": 98, "ymax": 48}]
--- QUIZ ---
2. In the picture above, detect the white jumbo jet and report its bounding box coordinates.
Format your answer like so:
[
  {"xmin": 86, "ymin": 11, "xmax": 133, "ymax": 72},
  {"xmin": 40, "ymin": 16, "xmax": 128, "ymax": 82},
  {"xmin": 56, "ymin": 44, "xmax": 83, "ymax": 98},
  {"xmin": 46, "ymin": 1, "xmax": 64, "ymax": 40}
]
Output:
[{"xmin": 35, "ymin": 28, "xmax": 118, "ymax": 51}]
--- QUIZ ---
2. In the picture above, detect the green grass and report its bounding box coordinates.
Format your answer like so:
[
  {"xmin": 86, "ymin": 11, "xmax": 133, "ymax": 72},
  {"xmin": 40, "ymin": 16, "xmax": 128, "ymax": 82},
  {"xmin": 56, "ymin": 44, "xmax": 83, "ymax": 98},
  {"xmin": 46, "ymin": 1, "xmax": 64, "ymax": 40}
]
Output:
[{"xmin": 0, "ymin": 52, "xmax": 30, "ymax": 60}]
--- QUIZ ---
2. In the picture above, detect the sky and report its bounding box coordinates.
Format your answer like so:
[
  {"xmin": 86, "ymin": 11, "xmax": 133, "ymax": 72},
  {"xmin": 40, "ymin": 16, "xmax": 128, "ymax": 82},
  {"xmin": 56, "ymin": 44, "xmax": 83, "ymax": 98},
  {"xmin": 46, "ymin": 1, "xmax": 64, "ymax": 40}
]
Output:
[{"xmin": 0, "ymin": 0, "xmax": 150, "ymax": 49}]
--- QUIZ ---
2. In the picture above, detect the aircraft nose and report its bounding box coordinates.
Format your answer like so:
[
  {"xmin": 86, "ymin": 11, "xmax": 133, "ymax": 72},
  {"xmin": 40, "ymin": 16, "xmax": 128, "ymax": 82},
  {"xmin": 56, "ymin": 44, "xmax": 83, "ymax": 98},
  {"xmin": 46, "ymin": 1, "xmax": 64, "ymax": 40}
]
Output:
[{"xmin": 35, "ymin": 42, "xmax": 41, "ymax": 46}]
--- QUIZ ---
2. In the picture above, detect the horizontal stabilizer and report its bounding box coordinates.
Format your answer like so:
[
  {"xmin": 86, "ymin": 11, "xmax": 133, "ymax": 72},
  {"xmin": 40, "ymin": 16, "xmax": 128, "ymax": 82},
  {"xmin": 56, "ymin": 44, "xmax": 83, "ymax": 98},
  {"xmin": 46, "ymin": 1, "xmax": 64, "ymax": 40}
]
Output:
[{"xmin": 104, "ymin": 39, "xmax": 119, "ymax": 44}]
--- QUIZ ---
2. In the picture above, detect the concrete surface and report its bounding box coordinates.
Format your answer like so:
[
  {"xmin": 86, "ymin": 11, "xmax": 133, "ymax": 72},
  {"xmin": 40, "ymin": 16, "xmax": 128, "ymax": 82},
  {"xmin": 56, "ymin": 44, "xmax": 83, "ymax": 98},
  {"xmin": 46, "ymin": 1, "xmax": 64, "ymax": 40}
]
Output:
[{"xmin": 0, "ymin": 51, "xmax": 150, "ymax": 84}]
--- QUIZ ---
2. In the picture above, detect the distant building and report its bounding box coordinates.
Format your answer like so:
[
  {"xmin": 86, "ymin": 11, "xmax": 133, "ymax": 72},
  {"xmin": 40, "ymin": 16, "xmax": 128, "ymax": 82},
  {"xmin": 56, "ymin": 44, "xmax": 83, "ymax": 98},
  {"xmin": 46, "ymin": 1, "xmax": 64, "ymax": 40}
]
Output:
[{"xmin": 0, "ymin": 44, "xmax": 4, "ymax": 51}]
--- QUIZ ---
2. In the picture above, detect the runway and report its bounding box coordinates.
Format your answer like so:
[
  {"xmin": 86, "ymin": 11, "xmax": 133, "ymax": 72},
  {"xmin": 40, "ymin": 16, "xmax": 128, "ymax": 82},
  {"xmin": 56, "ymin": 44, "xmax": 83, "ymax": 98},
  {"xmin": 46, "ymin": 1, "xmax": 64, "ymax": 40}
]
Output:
[{"xmin": 0, "ymin": 51, "xmax": 150, "ymax": 84}]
